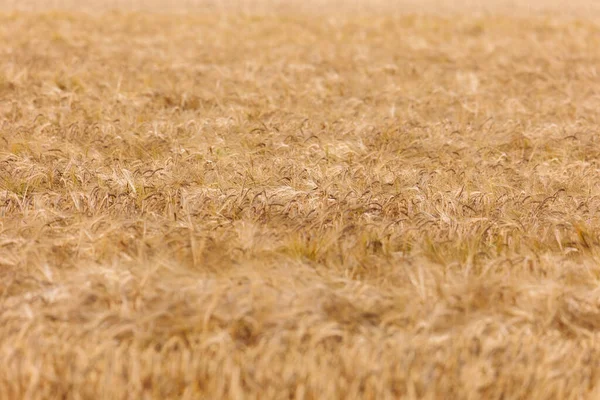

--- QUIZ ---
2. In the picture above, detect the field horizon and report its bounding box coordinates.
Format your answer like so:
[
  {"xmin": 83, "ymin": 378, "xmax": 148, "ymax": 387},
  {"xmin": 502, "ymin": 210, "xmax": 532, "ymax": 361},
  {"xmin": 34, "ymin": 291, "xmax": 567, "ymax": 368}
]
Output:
[
  {"xmin": 2, "ymin": 1, "xmax": 600, "ymax": 399},
  {"xmin": 4, "ymin": 0, "xmax": 600, "ymax": 16}
]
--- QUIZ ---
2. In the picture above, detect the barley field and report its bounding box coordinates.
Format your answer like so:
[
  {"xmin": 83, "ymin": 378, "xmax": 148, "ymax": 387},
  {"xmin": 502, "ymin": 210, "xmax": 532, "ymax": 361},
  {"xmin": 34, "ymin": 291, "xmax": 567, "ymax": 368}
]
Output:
[{"xmin": 2, "ymin": 1, "xmax": 600, "ymax": 398}]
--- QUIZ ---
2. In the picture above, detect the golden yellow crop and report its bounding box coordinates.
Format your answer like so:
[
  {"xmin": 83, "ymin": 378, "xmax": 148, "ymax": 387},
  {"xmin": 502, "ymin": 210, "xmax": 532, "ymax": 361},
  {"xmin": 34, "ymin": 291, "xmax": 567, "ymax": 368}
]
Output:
[{"xmin": 1, "ymin": 1, "xmax": 600, "ymax": 398}]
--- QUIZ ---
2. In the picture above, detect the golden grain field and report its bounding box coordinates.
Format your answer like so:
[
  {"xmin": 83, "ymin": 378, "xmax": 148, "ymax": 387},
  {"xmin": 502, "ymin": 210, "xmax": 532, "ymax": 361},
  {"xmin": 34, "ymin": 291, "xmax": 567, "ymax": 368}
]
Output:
[{"xmin": 2, "ymin": 1, "xmax": 600, "ymax": 398}]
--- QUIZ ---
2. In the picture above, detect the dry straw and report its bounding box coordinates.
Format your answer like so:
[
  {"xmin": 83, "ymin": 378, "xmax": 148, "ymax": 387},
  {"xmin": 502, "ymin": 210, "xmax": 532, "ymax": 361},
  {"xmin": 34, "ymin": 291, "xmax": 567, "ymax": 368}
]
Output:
[{"xmin": 1, "ymin": 1, "xmax": 600, "ymax": 398}]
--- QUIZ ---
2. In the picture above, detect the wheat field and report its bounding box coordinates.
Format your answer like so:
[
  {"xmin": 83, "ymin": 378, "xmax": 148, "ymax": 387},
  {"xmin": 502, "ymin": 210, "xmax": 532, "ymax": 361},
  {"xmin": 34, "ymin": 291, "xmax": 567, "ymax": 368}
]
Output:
[{"xmin": 1, "ymin": 1, "xmax": 600, "ymax": 398}]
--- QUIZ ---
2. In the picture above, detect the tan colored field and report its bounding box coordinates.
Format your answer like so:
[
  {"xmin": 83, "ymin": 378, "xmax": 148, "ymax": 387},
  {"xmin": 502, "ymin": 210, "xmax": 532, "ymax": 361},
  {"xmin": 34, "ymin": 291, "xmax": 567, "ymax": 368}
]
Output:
[{"xmin": 2, "ymin": 1, "xmax": 600, "ymax": 398}]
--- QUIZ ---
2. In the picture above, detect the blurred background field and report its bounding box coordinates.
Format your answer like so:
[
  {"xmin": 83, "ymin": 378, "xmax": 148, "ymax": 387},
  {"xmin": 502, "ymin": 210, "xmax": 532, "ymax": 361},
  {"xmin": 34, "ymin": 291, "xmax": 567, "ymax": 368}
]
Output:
[{"xmin": 2, "ymin": 0, "xmax": 600, "ymax": 15}]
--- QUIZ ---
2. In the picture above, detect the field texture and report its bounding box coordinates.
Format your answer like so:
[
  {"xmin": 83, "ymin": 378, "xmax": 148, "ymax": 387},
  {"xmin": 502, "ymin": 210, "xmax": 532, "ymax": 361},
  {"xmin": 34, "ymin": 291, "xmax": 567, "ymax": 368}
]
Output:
[{"xmin": 2, "ymin": 1, "xmax": 600, "ymax": 398}]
